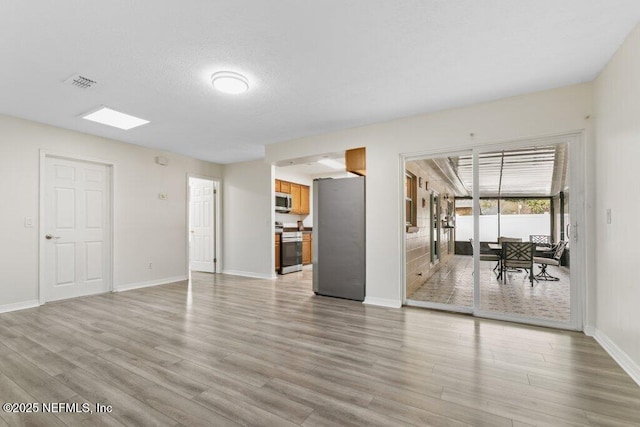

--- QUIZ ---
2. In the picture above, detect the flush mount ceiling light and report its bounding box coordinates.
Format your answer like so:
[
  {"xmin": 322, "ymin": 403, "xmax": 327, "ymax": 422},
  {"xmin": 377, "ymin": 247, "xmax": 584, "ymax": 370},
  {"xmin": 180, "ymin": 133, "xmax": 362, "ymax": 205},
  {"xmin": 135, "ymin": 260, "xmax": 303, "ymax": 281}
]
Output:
[
  {"xmin": 211, "ymin": 71, "xmax": 249, "ymax": 94},
  {"xmin": 318, "ymin": 158, "xmax": 345, "ymax": 170},
  {"xmin": 81, "ymin": 106, "xmax": 149, "ymax": 130}
]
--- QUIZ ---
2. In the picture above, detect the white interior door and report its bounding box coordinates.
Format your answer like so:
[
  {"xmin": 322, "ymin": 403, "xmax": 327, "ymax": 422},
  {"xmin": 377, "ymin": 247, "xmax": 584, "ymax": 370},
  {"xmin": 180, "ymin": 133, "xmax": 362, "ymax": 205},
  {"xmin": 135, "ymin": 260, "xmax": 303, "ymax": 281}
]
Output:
[
  {"xmin": 43, "ymin": 157, "xmax": 111, "ymax": 302},
  {"xmin": 189, "ymin": 178, "xmax": 215, "ymax": 273}
]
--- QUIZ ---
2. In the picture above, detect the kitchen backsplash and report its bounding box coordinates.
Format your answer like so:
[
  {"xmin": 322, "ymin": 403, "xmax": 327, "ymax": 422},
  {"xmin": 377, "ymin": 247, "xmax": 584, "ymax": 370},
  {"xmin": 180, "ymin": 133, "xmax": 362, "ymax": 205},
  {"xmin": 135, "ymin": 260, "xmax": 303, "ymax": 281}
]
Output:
[
  {"xmin": 275, "ymin": 212, "xmax": 312, "ymax": 228},
  {"xmin": 273, "ymin": 200, "xmax": 313, "ymax": 227}
]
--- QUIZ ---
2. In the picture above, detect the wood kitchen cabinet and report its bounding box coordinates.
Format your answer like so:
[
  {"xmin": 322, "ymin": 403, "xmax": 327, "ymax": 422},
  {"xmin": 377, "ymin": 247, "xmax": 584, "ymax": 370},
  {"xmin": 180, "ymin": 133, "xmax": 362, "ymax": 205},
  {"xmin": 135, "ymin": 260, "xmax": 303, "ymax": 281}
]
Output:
[
  {"xmin": 274, "ymin": 179, "xmax": 310, "ymax": 215},
  {"xmin": 291, "ymin": 184, "xmax": 310, "ymax": 215},
  {"xmin": 346, "ymin": 147, "xmax": 366, "ymax": 176},
  {"xmin": 302, "ymin": 233, "xmax": 312, "ymax": 265},
  {"xmin": 275, "ymin": 233, "xmax": 281, "ymax": 271},
  {"xmin": 280, "ymin": 180, "xmax": 291, "ymax": 194},
  {"xmin": 300, "ymin": 185, "xmax": 310, "ymax": 215},
  {"xmin": 290, "ymin": 183, "xmax": 301, "ymax": 214}
]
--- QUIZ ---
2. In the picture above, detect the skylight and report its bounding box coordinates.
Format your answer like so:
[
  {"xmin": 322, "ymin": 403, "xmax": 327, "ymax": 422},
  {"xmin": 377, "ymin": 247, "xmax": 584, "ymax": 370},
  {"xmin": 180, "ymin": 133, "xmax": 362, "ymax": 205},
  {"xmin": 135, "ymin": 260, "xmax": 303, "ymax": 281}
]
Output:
[{"xmin": 82, "ymin": 107, "xmax": 150, "ymax": 130}]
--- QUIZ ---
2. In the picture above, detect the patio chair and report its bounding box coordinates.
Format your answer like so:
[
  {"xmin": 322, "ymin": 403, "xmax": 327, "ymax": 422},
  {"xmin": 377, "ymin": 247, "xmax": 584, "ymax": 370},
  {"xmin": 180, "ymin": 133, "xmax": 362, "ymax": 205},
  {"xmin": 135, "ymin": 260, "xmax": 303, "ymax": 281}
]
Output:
[
  {"xmin": 498, "ymin": 236, "xmax": 522, "ymax": 244},
  {"xmin": 491, "ymin": 237, "xmax": 522, "ymax": 279},
  {"xmin": 529, "ymin": 234, "xmax": 553, "ymax": 247},
  {"xmin": 533, "ymin": 241, "xmax": 567, "ymax": 281},
  {"xmin": 502, "ymin": 241, "xmax": 535, "ymax": 286}
]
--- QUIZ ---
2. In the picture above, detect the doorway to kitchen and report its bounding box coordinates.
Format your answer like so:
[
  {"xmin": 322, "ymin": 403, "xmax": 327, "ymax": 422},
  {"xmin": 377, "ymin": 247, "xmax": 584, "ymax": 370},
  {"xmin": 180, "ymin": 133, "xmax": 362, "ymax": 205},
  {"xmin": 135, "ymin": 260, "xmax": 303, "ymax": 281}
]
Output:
[
  {"xmin": 273, "ymin": 152, "xmax": 349, "ymax": 277},
  {"xmin": 187, "ymin": 176, "xmax": 220, "ymax": 274},
  {"xmin": 403, "ymin": 132, "xmax": 585, "ymax": 331}
]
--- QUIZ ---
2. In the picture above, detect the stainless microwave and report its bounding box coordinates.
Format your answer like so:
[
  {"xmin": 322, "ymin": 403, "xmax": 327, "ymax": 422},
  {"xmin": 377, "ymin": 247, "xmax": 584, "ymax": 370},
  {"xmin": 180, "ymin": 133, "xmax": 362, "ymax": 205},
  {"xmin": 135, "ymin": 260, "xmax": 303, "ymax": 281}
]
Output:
[{"xmin": 275, "ymin": 192, "xmax": 292, "ymax": 213}]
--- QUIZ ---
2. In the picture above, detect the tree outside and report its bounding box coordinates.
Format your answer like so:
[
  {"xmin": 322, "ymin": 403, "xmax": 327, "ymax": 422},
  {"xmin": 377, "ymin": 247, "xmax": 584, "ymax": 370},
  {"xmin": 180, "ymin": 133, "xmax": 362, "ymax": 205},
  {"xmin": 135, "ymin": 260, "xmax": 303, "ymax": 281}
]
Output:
[
  {"xmin": 501, "ymin": 199, "xmax": 550, "ymax": 214},
  {"xmin": 455, "ymin": 198, "xmax": 550, "ymax": 215}
]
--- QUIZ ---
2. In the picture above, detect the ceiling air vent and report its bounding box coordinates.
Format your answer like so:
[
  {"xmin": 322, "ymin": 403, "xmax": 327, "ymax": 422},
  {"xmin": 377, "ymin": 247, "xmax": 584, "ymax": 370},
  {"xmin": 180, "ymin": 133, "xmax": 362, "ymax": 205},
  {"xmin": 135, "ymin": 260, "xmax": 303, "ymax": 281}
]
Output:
[{"xmin": 64, "ymin": 73, "xmax": 97, "ymax": 89}]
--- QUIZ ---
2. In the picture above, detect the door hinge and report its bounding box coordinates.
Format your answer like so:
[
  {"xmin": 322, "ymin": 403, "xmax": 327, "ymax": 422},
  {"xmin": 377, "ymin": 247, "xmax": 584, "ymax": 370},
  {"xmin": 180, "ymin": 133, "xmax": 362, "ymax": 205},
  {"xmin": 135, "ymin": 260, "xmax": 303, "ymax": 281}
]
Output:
[
  {"xmin": 214, "ymin": 189, "xmax": 217, "ymax": 195},
  {"xmin": 214, "ymin": 258, "xmax": 217, "ymax": 263}
]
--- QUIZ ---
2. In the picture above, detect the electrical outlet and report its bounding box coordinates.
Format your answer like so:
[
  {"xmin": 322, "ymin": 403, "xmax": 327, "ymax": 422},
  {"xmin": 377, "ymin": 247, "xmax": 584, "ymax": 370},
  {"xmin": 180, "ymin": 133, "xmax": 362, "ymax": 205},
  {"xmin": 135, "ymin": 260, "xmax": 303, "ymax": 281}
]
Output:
[
  {"xmin": 606, "ymin": 208, "xmax": 611, "ymax": 225},
  {"xmin": 148, "ymin": 262, "xmax": 153, "ymax": 269}
]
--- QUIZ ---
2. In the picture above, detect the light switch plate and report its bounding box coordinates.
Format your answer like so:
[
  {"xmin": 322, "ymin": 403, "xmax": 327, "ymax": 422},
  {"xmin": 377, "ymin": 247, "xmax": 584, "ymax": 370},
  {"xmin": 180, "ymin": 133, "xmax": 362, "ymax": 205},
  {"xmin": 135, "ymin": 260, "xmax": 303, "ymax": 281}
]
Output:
[
  {"xmin": 24, "ymin": 217, "xmax": 33, "ymax": 228},
  {"xmin": 606, "ymin": 208, "xmax": 611, "ymax": 224}
]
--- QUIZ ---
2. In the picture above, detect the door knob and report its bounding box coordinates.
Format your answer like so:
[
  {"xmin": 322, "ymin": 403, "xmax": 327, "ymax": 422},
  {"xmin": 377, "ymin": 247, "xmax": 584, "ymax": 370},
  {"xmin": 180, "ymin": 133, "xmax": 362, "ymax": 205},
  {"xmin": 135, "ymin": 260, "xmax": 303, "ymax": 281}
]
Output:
[{"xmin": 45, "ymin": 234, "xmax": 61, "ymax": 240}]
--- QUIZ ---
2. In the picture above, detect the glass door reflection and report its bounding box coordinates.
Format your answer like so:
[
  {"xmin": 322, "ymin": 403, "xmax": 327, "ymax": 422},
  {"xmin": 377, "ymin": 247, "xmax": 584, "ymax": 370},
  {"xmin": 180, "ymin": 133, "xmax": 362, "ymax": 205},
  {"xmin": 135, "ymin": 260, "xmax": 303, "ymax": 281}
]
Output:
[{"xmin": 405, "ymin": 152, "xmax": 474, "ymax": 311}]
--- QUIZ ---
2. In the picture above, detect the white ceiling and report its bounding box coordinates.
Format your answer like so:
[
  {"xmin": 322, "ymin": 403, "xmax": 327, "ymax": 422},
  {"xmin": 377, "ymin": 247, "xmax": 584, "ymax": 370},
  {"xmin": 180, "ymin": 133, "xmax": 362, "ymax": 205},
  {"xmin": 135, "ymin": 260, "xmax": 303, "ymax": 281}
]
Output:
[
  {"xmin": 276, "ymin": 154, "xmax": 356, "ymax": 180},
  {"xmin": 1, "ymin": 1, "xmax": 639, "ymax": 164}
]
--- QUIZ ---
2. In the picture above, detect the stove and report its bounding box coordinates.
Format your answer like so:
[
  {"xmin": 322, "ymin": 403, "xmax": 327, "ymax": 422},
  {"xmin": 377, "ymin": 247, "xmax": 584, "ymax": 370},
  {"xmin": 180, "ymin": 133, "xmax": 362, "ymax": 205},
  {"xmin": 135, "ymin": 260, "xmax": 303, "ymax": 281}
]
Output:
[{"xmin": 280, "ymin": 231, "xmax": 303, "ymax": 274}]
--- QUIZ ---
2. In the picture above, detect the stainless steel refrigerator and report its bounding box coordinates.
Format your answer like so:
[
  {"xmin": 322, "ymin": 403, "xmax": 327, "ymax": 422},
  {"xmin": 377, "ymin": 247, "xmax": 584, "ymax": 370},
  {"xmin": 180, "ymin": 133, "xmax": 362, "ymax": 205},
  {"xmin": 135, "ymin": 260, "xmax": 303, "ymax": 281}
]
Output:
[{"xmin": 312, "ymin": 176, "xmax": 365, "ymax": 301}]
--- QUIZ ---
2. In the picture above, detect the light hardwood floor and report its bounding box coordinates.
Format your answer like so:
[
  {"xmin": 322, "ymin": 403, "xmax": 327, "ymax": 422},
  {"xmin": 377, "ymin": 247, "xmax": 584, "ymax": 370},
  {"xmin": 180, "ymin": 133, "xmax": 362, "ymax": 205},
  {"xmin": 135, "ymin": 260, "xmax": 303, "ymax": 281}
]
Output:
[{"xmin": 0, "ymin": 270, "xmax": 639, "ymax": 426}]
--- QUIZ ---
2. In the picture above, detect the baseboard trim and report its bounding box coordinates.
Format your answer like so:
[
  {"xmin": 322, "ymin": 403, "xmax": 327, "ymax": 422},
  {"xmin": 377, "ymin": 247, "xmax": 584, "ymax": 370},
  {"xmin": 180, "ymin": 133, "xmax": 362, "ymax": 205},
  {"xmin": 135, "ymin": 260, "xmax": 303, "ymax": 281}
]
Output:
[
  {"xmin": 221, "ymin": 270, "xmax": 276, "ymax": 280},
  {"xmin": 0, "ymin": 299, "xmax": 40, "ymax": 314},
  {"xmin": 363, "ymin": 297, "xmax": 402, "ymax": 308},
  {"xmin": 583, "ymin": 325, "xmax": 596, "ymax": 336},
  {"xmin": 116, "ymin": 276, "xmax": 188, "ymax": 292},
  {"xmin": 591, "ymin": 327, "xmax": 640, "ymax": 387}
]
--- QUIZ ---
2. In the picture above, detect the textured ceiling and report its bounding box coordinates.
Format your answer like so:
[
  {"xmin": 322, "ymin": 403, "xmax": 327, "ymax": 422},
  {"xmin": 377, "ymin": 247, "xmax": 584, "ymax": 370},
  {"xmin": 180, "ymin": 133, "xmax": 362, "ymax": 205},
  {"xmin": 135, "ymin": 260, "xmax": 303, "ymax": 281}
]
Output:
[{"xmin": 1, "ymin": 1, "xmax": 639, "ymax": 164}]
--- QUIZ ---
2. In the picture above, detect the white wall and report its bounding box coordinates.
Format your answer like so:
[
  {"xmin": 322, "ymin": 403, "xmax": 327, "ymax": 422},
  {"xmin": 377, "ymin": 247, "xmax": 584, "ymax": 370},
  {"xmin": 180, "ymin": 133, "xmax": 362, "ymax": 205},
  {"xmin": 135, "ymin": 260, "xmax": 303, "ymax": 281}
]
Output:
[
  {"xmin": 456, "ymin": 214, "xmax": 551, "ymax": 242},
  {"xmin": 266, "ymin": 83, "xmax": 593, "ymax": 308},
  {"xmin": 0, "ymin": 114, "xmax": 222, "ymax": 309},
  {"xmin": 221, "ymin": 160, "xmax": 274, "ymax": 279},
  {"xmin": 593, "ymin": 24, "xmax": 640, "ymax": 380}
]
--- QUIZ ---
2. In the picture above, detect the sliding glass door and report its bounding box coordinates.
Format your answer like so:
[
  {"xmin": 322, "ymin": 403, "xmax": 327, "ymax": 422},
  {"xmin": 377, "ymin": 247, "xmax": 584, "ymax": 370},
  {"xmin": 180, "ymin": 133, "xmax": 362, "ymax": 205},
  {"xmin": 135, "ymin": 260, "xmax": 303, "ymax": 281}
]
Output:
[
  {"xmin": 475, "ymin": 142, "xmax": 573, "ymax": 327},
  {"xmin": 404, "ymin": 151, "xmax": 474, "ymax": 312},
  {"xmin": 405, "ymin": 133, "xmax": 584, "ymax": 330}
]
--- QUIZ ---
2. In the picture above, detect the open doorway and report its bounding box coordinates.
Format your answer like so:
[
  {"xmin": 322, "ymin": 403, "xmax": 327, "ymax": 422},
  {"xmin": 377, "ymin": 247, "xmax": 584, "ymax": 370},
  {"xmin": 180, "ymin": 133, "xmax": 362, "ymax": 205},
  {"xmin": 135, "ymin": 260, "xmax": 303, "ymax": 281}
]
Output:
[
  {"xmin": 272, "ymin": 152, "xmax": 352, "ymax": 279},
  {"xmin": 404, "ymin": 151, "xmax": 474, "ymax": 312},
  {"xmin": 404, "ymin": 133, "xmax": 584, "ymax": 330},
  {"xmin": 187, "ymin": 176, "xmax": 219, "ymax": 274}
]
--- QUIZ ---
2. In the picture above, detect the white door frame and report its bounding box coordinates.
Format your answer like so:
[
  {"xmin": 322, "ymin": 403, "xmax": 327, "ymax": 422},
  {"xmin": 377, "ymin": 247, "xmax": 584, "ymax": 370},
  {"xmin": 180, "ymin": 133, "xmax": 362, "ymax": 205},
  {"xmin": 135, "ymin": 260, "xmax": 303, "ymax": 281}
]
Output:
[
  {"xmin": 400, "ymin": 131, "xmax": 586, "ymax": 331},
  {"xmin": 38, "ymin": 150, "xmax": 115, "ymax": 305},
  {"xmin": 186, "ymin": 173, "xmax": 222, "ymax": 275}
]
